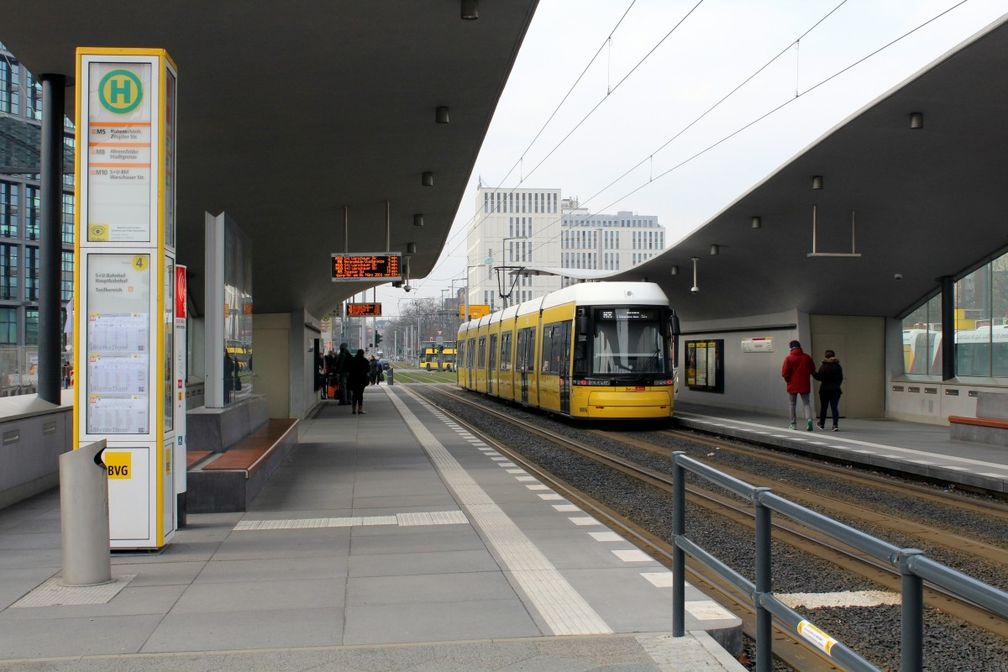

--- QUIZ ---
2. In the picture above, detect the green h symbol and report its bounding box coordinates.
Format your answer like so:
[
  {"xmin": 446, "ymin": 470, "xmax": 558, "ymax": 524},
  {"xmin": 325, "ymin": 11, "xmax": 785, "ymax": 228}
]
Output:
[{"xmin": 109, "ymin": 77, "xmax": 132, "ymax": 104}]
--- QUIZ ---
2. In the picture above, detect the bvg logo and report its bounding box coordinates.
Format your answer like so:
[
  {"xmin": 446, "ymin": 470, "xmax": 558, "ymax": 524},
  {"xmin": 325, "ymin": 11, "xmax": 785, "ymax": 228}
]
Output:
[
  {"xmin": 98, "ymin": 69, "xmax": 143, "ymax": 114},
  {"xmin": 104, "ymin": 451, "xmax": 132, "ymax": 479}
]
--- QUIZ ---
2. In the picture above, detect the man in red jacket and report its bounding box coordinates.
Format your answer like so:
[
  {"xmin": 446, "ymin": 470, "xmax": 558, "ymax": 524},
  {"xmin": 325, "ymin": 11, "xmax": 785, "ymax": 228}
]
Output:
[{"xmin": 781, "ymin": 340, "xmax": 816, "ymax": 431}]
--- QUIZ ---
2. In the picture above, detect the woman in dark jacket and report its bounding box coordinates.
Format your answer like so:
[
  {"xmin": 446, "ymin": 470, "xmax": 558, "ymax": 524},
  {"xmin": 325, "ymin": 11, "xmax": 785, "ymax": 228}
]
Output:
[
  {"xmin": 814, "ymin": 350, "xmax": 843, "ymax": 431},
  {"xmin": 348, "ymin": 349, "xmax": 371, "ymax": 414}
]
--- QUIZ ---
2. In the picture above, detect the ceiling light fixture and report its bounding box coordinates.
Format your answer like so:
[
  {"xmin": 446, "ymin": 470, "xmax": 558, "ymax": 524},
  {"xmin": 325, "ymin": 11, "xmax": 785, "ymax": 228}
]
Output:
[
  {"xmin": 669, "ymin": 265, "xmax": 679, "ymax": 276},
  {"xmin": 406, "ymin": 242, "xmax": 417, "ymax": 255},
  {"xmin": 751, "ymin": 216, "xmax": 762, "ymax": 229},
  {"xmin": 909, "ymin": 112, "xmax": 923, "ymax": 129},
  {"xmin": 413, "ymin": 213, "xmax": 424, "ymax": 227},
  {"xmin": 436, "ymin": 106, "xmax": 451, "ymax": 124},
  {"xmin": 709, "ymin": 244, "xmax": 719, "ymax": 256},
  {"xmin": 461, "ymin": 0, "xmax": 479, "ymax": 20},
  {"xmin": 421, "ymin": 171, "xmax": 434, "ymax": 187},
  {"xmin": 811, "ymin": 175, "xmax": 823, "ymax": 190}
]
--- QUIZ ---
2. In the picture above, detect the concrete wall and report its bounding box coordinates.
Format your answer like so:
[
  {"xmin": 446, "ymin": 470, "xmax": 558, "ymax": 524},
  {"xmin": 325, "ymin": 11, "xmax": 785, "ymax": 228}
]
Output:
[
  {"xmin": 676, "ymin": 310, "xmax": 803, "ymax": 416},
  {"xmin": 809, "ymin": 314, "xmax": 885, "ymax": 418},
  {"xmin": 0, "ymin": 391, "xmax": 72, "ymax": 510},
  {"xmin": 293, "ymin": 311, "xmax": 321, "ymax": 419},
  {"xmin": 252, "ymin": 314, "xmax": 291, "ymax": 420}
]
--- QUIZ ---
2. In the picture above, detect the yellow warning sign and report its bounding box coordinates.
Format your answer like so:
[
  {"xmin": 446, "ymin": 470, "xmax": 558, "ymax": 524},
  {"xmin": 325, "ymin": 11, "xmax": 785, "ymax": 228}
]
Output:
[
  {"xmin": 105, "ymin": 451, "xmax": 132, "ymax": 479},
  {"xmin": 88, "ymin": 224, "xmax": 110, "ymax": 241},
  {"xmin": 797, "ymin": 620, "xmax": 837, "ymax": 655}
]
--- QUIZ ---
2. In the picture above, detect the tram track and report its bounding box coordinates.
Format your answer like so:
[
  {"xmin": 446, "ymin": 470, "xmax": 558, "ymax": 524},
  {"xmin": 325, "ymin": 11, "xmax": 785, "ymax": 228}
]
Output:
[{"xmin": 408, "ymin": 384, "xmax": 1008, "ymax": 670}]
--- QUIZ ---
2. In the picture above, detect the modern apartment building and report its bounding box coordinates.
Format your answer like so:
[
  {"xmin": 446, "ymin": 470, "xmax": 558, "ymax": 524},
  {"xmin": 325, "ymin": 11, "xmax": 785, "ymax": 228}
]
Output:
[
  {"xmin": 465, "ymin": 187, "xmax": 666, "ymax": 309},
  {"xmin": 560, "ymin": 197, "xmax": 664, "ymax": 285},
  {"xmin": 0, "ymin": 42, "xmax": 75, "ymax": 394}
]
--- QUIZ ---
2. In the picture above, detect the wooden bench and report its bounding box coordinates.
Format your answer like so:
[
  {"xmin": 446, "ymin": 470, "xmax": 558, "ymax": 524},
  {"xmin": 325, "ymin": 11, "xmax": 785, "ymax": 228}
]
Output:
[
  {"xmin": 949, "ymin": 415, "xmax": 1008, "ymax": 447},
  {"xmin": 185, "ymin": 418, "xmax": 298, "ymax": 513}
]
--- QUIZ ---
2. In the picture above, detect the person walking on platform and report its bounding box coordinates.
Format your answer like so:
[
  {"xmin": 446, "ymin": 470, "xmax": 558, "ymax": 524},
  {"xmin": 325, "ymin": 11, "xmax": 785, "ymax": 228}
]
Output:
[
  {"xmin": 349, "ymin": 349, "xmax": 371, "ymax": 415},
  {"xmin": 781, "ymin": 340, "xmax": 816, "ymax": 431},
  {"xmin": 814, "ymin": 349, "xmax": 844, "ymax": 431},
  {"xmin": 368, "ymin": 355, "xmax": 379, "ymax": 386},
  {"xmin": 336, "ymin": 343, "xmax": 352, "ymax": 405}
]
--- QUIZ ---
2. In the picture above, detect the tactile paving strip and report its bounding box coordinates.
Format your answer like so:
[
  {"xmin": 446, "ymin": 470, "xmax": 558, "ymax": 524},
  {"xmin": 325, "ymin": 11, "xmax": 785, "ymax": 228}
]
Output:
[
  {"xmin": 233, "ymin": 510, "xmax": 468, "ymax": 531},
  {"xmin": 12, "ymin": 574, "xmax": 135, "ymax": 608}
]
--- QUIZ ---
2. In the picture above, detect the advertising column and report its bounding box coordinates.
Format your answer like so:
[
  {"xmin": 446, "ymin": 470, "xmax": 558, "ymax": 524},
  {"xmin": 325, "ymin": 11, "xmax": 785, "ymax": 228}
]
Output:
[{"xmin": 73, "ymin": 49, "xmax": 178, "ymax": 550}]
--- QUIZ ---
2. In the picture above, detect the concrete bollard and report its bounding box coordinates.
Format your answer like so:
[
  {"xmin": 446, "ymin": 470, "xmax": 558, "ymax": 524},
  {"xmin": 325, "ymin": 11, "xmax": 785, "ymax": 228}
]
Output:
[
  {"xmin": 387, "ymin": 366, "xmax": 394, "ymax": 385},
  {"xmin": 59, "ymin": 439, "xmax": 111, "ymax": 586}
]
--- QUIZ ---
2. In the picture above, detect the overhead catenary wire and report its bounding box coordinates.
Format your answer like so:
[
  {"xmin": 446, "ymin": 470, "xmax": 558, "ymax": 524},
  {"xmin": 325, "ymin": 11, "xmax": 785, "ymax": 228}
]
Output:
[
  {"xmin": 502, "ymin": 0, "xmax": 970, "ymax": 270},
  {"xmin": 422, "ymin": 0, "xmax": 844, "ymax": 286},
  {"xmin": 418, "ymin": 0, "xmax": 705, "ymax": 289}
]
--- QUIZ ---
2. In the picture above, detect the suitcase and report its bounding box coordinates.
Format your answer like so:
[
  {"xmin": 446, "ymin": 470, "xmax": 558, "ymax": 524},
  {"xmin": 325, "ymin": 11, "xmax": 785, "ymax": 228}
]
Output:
[{"xmin": 327, "ymin": 384, "xmax": 338, "ymax": 399}]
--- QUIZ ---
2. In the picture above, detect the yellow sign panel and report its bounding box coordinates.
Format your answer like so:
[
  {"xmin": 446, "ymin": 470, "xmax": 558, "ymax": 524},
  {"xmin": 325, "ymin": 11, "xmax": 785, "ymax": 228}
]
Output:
[
  {"xmin": 105, "ymin": 451, "xmax": 132, "ymax": 479},
  {"xmin": 461, "ymin": 304, "xmax": 491, "ymax": 320}
]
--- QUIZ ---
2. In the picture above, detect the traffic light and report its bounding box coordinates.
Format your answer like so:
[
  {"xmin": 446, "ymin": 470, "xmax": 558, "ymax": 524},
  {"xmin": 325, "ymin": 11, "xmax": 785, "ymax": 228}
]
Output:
[{"xmin": 374, "ymin": 331, "xmax": 382, "ymax": 347}]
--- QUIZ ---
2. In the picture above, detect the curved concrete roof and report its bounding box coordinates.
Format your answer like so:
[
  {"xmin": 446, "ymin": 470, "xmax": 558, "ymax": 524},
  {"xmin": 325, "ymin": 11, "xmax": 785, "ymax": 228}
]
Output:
[
  {"xmin": 1, "ymin": 1, "xmax": 537, "ymax": 316},
  {"xmin": 614, "ymin": 14, "xmax": 1008, "ymax": 323}
]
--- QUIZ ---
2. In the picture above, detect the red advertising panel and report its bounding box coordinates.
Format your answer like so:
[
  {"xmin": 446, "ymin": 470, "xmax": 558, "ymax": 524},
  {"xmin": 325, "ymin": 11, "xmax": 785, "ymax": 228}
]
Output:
[{"xmin": 175, "ymin": 265, "xmax": 187, "ymax": 318}]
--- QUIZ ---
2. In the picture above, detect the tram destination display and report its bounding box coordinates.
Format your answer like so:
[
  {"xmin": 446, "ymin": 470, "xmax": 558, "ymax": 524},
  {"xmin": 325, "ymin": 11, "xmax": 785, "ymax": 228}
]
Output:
[
  {"xmin": 331, "ymin": 252, "xmax": 402, "ymax": 281},
  {"xmin": 346, "ymin": 303, "xmax": 382, "ymax": 317}
]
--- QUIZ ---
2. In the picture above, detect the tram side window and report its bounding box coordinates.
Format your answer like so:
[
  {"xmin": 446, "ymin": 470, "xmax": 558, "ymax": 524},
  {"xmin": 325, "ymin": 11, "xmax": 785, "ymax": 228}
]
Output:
[
  {"xmin": 467, "ymin": 338, "xmax": 475, "ymax": 368},
  {"xmin": 458, "ymin": 340, "xmax": 465, "ymax": 366},
  {"xmin": 516, "ymin": 330, "xmax": 526, "ymax": 372},
  {"xmin": 523, "ymin": 328, "xmax": 537, "ymax": 372},
  {"xmin": 489, "ymin": 334, "xmax": 497, "ymax": 371},
  {"xmin": 541, "ymin": 325, "xmax": 554, "ymax": 373},
  {"xmin": 478, "ymin": 337, "xmax": 486, "ymax": 368},
  {"xmin": 500, "ymin": 332, "xmax": 512, "ymax": 370},
  {"xmin": 552, "ymin": 322, "xmax": 571, "ymax": 375}
]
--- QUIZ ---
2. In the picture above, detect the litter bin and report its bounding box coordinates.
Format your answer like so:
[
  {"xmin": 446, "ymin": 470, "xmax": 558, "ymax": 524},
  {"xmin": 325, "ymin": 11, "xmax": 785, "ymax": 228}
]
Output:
[
  {"xmin": 59, "ymin": 439, "xmax": 111, "ymax": 586},
  {"xmin": 386, "ymin": 366, "xmax": 394, "ymax": 386}
]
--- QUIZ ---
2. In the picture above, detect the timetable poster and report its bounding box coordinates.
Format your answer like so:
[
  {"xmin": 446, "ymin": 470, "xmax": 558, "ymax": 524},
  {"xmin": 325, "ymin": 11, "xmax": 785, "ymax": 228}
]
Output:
[
  {"xmin": 87, "ymin": 254, "xmax": 151, "ymax": 434},
  {"xmin": 87, "ymin": 62, "xmax": 153, "ymax": 242}
]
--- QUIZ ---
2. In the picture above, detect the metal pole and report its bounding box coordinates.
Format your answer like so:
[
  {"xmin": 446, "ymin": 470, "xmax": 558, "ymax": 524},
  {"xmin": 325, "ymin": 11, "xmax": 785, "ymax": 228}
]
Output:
[
  {"xmin": 38, "ymin": 74, "xmax": 65, "ymax": 404},
  {"xmin": 900, "ymin": 550, "xmax": 925, "ymax": 672},
  {"xmin": 754, "ymin": 487, "xmax": 773, "ymax": 672},
  {"xmin": 671, "ymin": 452, "xmax": 686, "ymax": 637},
  {"xmin": 940, "ymin": 276, "xmax": 955, "ymax": 380}
]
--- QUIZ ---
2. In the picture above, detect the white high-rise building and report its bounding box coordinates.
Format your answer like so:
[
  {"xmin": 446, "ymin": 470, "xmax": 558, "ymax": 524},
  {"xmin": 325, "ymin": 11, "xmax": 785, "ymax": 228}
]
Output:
[
  {"xmin": 467, "ymin": 187, "xmax": 562, "ymax": 311},
  {"xmin": 560, "ymin": 198, "xmax": 664, "ymax": 287},
  {"xmin": 465, "ymin": 188, "xmax": 666, "ymax": 309}
]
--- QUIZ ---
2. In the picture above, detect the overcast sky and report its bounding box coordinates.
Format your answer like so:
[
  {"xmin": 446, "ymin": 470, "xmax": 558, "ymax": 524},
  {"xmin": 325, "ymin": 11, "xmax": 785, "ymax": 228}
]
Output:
[{"xmin": 382, "ymin": 0, "xmax": 1007, "ymax": 314}]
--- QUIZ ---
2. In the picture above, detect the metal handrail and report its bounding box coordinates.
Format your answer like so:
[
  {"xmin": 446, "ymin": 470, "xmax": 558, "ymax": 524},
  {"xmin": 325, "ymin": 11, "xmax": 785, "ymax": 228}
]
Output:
[{"xmin": 670, "ymin": 451, "xmax": 1008, "ymax": 672}]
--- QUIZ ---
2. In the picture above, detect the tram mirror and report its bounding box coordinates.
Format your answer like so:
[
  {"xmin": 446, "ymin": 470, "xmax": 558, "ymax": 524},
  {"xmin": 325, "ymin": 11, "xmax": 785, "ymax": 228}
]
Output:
[{"xmin": 669, "ymin": 313, "xmax": 681, "ymax": 336}]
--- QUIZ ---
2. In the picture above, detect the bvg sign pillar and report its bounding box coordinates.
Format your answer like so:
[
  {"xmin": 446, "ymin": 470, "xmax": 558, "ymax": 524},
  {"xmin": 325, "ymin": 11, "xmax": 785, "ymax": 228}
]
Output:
[{"xmin": 73, "ymin": 48, "xmax": 179, "ymax": 550}]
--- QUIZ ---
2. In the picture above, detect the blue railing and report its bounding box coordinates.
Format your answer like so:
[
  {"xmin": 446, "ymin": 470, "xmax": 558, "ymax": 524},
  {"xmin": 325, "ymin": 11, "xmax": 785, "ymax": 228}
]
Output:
[{"xmin": 670, "ymin": 451, "xmax": 1008, "ymax": 672}]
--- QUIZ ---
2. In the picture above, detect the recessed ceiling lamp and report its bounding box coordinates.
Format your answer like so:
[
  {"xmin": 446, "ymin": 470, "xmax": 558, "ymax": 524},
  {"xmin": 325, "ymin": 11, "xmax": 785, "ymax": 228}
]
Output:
[
  {"xmin": 811, "ymin": 175, "xmax": 823, "ymax": 190},
  {"xmin": 421, "ymin": 171, "xmax": 434, "ymax": 187},
  {"xmin": 436, "ymin": 106, "xmax": 451, "ymax": 124},
  {"xmin": 461, "ymin": 0, "xmax": 479, "ymax": 20},
  {"xmin": 751, "ymin": 216, "xmax": 762, "ymax": 229},
  {"xmin": 413, "ymin": 213, "xmax": 424, "ymax": 227},
  {"xmin": 909, "ymin": 112, "xmax": 923, "ymax": 129},
  {"xmin": 709, "ymin": 244, "xmax": 719, "ymax": 256}
]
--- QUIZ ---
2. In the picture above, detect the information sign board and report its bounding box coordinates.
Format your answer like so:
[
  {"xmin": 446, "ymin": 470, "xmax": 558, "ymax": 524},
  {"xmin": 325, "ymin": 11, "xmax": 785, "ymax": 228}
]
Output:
[
  {"xmin": 346, "ymin": 302, "xmax": 382, "ymax": 317},
  {"xmin": 331, "ymin": 252, "xmax": 402, "ymax": 281},
  {"xmin": 460, "ymin": 304, "xmax": 491, "ymax": 320}
]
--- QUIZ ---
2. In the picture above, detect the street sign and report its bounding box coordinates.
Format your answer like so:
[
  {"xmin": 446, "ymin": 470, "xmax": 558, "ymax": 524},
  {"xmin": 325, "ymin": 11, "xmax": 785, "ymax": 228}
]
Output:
[
  {"xmin": 347, "ymin": 302, "xmax": 382, "ymax": 317},
  {"xmin": 331, "ymin": 252, "xmax": 402, "ymax": 281},
  {"xmin": 460, "ymin": 304, "xmax": 491, "ymax": 320}
]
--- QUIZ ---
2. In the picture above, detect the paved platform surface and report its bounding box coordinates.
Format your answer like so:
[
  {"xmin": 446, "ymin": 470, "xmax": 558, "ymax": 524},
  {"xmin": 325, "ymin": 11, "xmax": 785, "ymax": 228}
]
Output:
[
  {"xmin": 0, "ymin": 386, "xmax": 744, "ymax": 671},
  {"xmin": 676, "ymin": 402, "xmax": 1008, "ymax": 494}
]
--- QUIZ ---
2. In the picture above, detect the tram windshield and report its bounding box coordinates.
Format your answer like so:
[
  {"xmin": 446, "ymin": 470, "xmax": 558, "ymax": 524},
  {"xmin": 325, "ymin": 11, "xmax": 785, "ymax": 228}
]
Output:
[{"xmin": 591, "ymin": 307, "xmax": 668, "ymax": 374}]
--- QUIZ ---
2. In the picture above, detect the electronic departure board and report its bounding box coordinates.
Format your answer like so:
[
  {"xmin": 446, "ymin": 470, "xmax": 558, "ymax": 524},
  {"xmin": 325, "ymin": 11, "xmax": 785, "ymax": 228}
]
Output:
[
  {"xmin": 331, "ymin": 252, "xmax": 402, "ymax": 281},
  {"xmin": 346, "ymin": 303, "xmax": 382, "ymax": 317}
]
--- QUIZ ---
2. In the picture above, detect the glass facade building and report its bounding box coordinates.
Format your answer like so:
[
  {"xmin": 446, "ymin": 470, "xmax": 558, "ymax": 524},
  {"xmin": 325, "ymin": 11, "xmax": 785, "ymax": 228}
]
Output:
[{"xmin": 0, "ymin": 42, "xmax": 75, "ymax": 394}]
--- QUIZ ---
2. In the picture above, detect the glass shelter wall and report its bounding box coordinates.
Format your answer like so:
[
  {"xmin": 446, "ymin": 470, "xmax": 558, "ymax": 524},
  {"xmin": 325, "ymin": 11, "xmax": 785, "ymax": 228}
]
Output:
[{"xmin": 902, "ymin": 250, "xmax": 1008, "ymax": 378}]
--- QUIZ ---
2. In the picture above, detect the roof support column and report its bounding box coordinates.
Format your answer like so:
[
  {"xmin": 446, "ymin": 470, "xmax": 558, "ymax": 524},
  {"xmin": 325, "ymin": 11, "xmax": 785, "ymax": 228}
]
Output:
[
  {"xmin": 940, "ymin": 275, "xmax": 955, "ymax": 381},
  {"xmin": 38, "ymin": 73, "xmax": 65, "ymax": 404}
]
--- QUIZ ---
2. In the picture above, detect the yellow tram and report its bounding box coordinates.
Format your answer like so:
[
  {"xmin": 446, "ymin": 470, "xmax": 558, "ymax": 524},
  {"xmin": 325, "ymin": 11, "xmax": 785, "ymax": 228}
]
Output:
[{"xmin": 456, "ymin": 282, "xmax": 678, "ymax": 419}]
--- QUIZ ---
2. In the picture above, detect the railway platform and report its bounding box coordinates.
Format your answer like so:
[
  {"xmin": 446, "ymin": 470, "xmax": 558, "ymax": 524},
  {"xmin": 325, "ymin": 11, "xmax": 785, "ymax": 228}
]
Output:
[
  {"xmin": 0, "ymin": 385, "xmax": 743, "ymax": 672},
  {"xmin": 676, "ymin": 402, "xmax": 1008, "ymax": 495}
]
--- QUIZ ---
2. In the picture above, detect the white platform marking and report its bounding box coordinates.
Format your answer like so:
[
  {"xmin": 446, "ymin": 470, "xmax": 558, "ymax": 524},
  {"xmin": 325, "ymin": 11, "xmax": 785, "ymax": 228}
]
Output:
[
  {"xmin": 553, "ymin": 504, "xmax": 580, "ymax": 512},
  {"xmin": 233, "ymin": 510, "xmax": 467, "ymax": 531},
  {"xmin": 641, "ymin": 572, "xmax": 676, "ymax": 588},
  {"xmin": 686, "ymin": 600, "xmax": 736, "ymax": 621},
  {"xmin": 388, "ymin": 387, "xmax": 612, "ymax": 636},
  {"xmin": 539, "ymin": 494, "xmax": 564, "ymax": 501},
  {"xmin": 506, "ymin": 468, "xmax": 526, "ymax": 474},
  {"xmin": 612, "ymin": 549, "xmax": 653, "ymax": 563},
  {"xmin": 590, "ymin": 531, "xmax": 624, "ymax": 543},
  {"xmin": 569, "ymin": 516, "xmax": 601, "ymax": 526},
  {"xmin": 515, "ymin": 476, "xmax": 538, "ymax": 482},
  {"xmin": 526, "ymin": 484, "xmax": 550, "ymax": 491}
]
